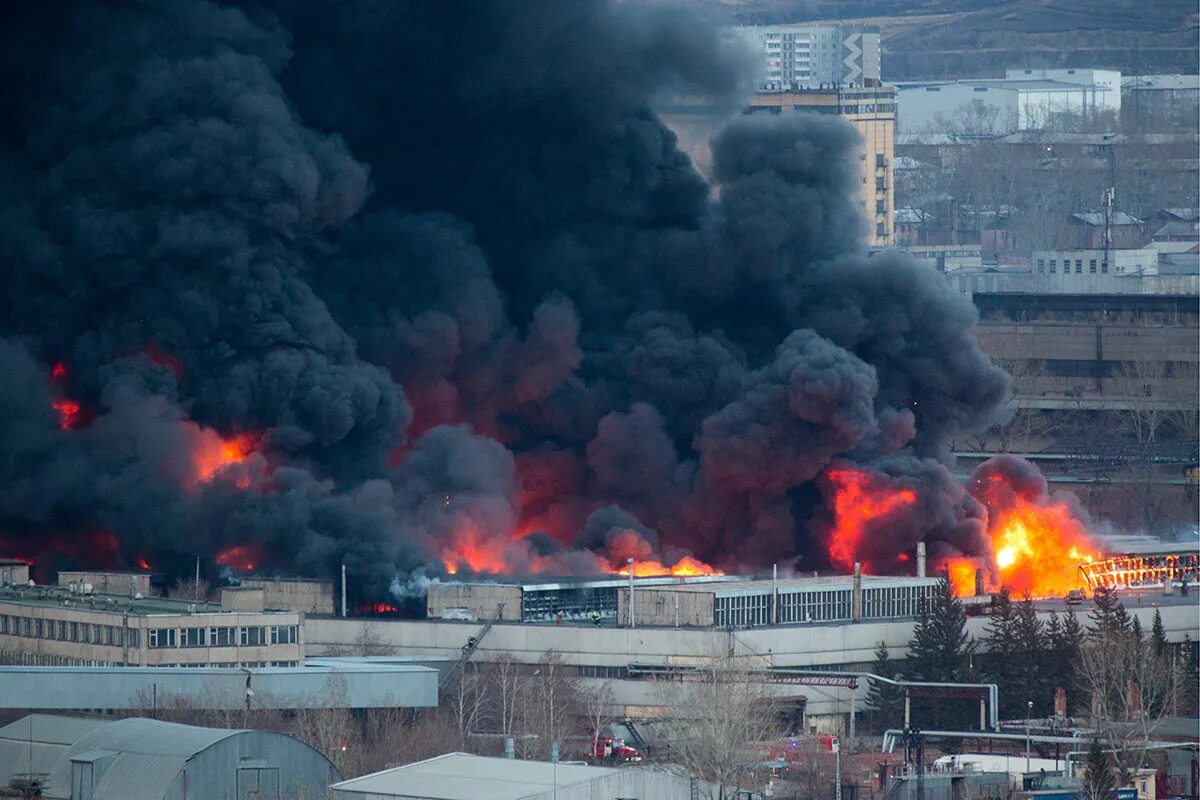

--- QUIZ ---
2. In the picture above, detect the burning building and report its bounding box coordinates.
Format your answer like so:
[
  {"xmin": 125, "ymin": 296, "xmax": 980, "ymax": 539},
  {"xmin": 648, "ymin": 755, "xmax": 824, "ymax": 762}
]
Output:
[{"xmin": 0, "ymin": 1, "xmax": 1130, "ymax": 604}]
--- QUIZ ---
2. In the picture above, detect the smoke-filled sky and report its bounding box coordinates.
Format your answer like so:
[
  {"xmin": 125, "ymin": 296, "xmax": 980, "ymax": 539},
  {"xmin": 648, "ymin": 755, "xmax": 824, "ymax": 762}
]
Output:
[{"xmin": 0, "ymin": 0, "xmax": 1010, "ymax": 599}]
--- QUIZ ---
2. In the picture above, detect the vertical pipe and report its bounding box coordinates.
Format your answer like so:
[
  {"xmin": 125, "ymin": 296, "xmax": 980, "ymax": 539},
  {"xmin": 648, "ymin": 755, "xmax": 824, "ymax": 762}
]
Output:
[
  {"xmin": 849, "ymin": 692, "xmax": 856, "ymax": 741},
  {"xmin": 194, "ymin": 557, "xmax": 200, "ymax": 596},
  {"xmin": 980, "ymin": 696, "xmax": 986, "ymax": 731},
  {"xmin": 505, "ymin": 737, "xmax": 515, "ymax": 759},
  {"xmin": 916, "ymin": 542, "xmax": 927, "ymax": 578},
  {"xmin": 341, "ymin": 563, "xmax": 347, "ymax": 618},
  {"xmin": 852, "ymin": 562, "xmax": 862, "ymax": 622},
  {"xmin": 772, "ymin": 563, "xmax": 778, "ymax": 624},
  {"xmin": 904, "ymin": 688, "xmax": 911, "ymax": 729},
  {"xmin": 627, "ymin": 558, "xmax": 635, "ymax": 629}
]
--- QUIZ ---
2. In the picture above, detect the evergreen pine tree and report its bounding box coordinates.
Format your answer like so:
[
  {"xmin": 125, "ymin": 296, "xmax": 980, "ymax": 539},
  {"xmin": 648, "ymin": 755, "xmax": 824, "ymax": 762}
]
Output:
[
  {"xmin": 1082, "ymin": 737, "xmax": 1116, "ymax": 800},
  {"xmin": 1061, "ymin": 610, "xmax": 1087, "ymax": 711},
  {"xmin": 1015, "ymin": 595, "xmax": 1047, "ymax": 715},
  {"xmin": 1150, "ymin": 609, "xmax": 1168, "ymax": 657},
  {"xmin": 1185, "ymin": 635, "xmax": 1200, "ymax": 716},
  {"xmin": 983, "ymin": 588, "xmax": 1019, "ymax": 717},
  {"xmin": 1089, "ymin": 586, "xmax": 1131, "ymax": 637},
  {"xmin": 1130, "ymin": 615, "xmax": 1143, "ymax": 643},
  {"xmin": 865, "ymin": 642, "xmax": 905, "ymax": 731},
  {"xmin": 906, "ymin": 577, "xmax": 975, "ymax": 729}
]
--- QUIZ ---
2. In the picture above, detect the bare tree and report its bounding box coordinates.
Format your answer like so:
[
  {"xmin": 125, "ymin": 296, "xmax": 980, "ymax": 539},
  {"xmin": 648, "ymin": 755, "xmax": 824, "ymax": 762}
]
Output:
[
  {"xmin": 488, "ymin": 654, "xmax": 529, "ymax": 742},
  {"xmin": 520, "ymin": 651, "xmax": 581, "ymax": 760},
  {"xmin": 654, "ymin": 655, "xmax": 784, "ymax": 800},
  {"xmin": 167, "ymin": 576, "xmax": 211, "ymax": 603},
  {"xmin": 579, "ymin": 680, "xmax": 617, "ymax": 760},
  {"xmin": 354, "ymin": 621, "xmax": 398, "ymax": 656},
  {"xmin": 1076, "ymin": 630, "xmax": 1176, "ymax": 783},
  {"xmin": 444, "ymin": 664, "xmax": 491, "ymax": 750},
  {"xmin": 1111, "ymin": 361, "xmax": 1175, "ymax": 445}
]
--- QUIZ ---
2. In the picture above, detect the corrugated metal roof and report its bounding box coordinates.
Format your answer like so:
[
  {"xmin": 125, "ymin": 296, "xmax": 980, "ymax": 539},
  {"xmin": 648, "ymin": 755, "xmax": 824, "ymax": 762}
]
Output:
[
  {"xmin": 0, "ymin": 715, "xmax": 108, "ymax": 788},
  {"xmin": 0, "ymin": 714, "xmax": 107, "ymax": 745},
  {"xmin": 332, "ymin": 753, "xmax": 620, "ymax": 799},
  {"xmin": 48, "ymin": 718, "xmax": 244, "ymax": 800}
]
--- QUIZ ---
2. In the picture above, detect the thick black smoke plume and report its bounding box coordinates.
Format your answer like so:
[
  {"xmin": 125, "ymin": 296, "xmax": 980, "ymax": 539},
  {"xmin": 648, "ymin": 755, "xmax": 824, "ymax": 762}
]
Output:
[{"xmin": 0, "ymin": 0, "xmax": 1009, "ymax": 599}]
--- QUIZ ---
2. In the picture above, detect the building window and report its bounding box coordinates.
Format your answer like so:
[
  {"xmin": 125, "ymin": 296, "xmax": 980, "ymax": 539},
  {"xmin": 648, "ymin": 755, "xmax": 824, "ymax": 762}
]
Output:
[
  {"xmin": 34, "ymin": 619, "xmax": 42, "ymax": 638},
  {"xmin": 80, "ymin": 624, "xmax": 89, "ymax": 643},
  {"xmin": 148, "ymin": 628, "xmax": 177, "ymax": 649},
  {"xmin": 180, "ymin": 627, "xmax": 207, "ymax": 647},
  {"xmin": 0, "ymin": 615, "xmax": 7, "ymax": 635},
  {"xmin": 1101, "ymin": 260, "xmax": 1108, "ymax": 273},
  {"xmin": 1037, "ymin": 259, "xmax": 1045, "ymax": 272},
  {"xmin": 209, "ymin": 626, "xmax": 234, "ymax": 647},
  {"xmin": 69, "ymin": 622, "xmax": 78, "ymax": 642},
  {"xmin": 875, "ymin": 223, "xmax": 887, "ymax": 237},
  {"xmin": 1049, "ymin": 259, "xmax": 1056, "ymax": 273},
  {"xmin": 239, "ymin": 626, "xmax": 267, "ymax": 646},
  {"xmin": 59, "ymin": 621, "xmax": 68, "ymax": 640},
  {"xmin": 126, "ymin": 629, "xmax": 139, "ymax": 648},
  {"xmin": 876, "ymin": 200, "xmax": 886, "ymax": 213},
  {"xmin": 270, "ymin": 625, "xmax": 298, "ymax": 645},
  {"xmin": 875, "ymin": 177, "xmax": 886, "ymax": 190},
  {"xmin": 875, "ymin": 154, "xmax": 887, "ymax": 168}
]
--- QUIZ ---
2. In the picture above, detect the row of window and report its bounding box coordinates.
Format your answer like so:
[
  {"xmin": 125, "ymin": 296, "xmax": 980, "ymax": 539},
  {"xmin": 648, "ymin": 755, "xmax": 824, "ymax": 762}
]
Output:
[
  {"xmin": 145, "ymin": 661, "xmax": 298, "ymax": 668},
  {"xmin": 1037, "ymin": 257, "xmax": 1109, "ymax": 274},
  {"xmin": 861, "ymin": 585, "xmax": 939, "ymax": 620},
  {"xmin": 0, "ymin": 614, "xmax": 138, "ymax": 647},
  {"xmin": 147, "ymin": 625, "xmax": 299, "ymax": 649}
]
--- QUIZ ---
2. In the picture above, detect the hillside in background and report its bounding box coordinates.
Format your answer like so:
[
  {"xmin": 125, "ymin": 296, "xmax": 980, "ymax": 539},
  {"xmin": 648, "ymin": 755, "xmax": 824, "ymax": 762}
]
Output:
[{"xmin": 719, "ymin": 0, "xmax": 1199, "ymax": 79}]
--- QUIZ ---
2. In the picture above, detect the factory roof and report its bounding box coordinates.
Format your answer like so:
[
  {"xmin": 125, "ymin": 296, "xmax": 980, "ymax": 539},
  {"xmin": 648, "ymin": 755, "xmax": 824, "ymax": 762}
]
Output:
[
  {"xmin": 1123, "ymin": 74, "xmax": 1200, "ymax": 91},
  {"xmin": 664, "ymin": 574, "xmax": 941, "ymax": 598},
  {"xmin": 332, "ymin": 752, "xmax": 620, "ymax": 799},
  {"xmin": 0, "ymin": 584, "xmax": 297, "ymax": 616}
]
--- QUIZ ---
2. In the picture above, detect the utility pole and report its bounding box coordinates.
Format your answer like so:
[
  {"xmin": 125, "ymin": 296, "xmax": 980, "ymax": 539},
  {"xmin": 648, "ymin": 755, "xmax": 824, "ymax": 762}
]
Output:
[
  {"xmin": 833, "ymin": 735, "xmax": 842, "ymax": 800},
  {"xmin": 1025, "ymin": 700, "xmax": 1033, "ymax": 773}
]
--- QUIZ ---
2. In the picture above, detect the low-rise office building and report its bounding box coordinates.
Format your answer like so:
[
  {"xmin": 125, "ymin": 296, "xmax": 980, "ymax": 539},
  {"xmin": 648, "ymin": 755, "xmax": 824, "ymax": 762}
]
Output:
[{"xmin": 0, "ymin": 581, "xmax": 303, "ymax": 668}]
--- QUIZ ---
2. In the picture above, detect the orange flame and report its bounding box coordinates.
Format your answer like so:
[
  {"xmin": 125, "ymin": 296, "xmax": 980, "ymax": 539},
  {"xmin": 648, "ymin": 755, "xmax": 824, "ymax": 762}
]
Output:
[
  {"xmin": 948, "ymin": 498, "xmax": 1097, "ymax": 597},
  {"xmin": 824, "ymin": 467, "xmax": 917, "ymax": 572},
  {"xmin": 617, "ymin": 555, "xmax": 724, "ymax": 577},
  {"xmin": 193, "ymin": 432, "xmax": 258, "ymax": 487},
  {"xmin": 441, "ymin": 527, "xmax": 516, "ymax": 576},
  {"xmin": 215, "ymin": 543, "xmax": 263, "ymax": 571},
  {"xmin": 51, "ymin": 362, "xmax": 68, "ymax": 381}
]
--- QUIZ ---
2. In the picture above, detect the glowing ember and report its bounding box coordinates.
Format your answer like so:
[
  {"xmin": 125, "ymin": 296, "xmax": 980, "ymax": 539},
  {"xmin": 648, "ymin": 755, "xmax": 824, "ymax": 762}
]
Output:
[
  {"xmin": 617, "ymin": 555, "xmax": 723, "ymax": 577},
  {"xmin": 357, "ymin": 602, "xmax": 399, "ymax": 614},
  {"xmin": 50, "ymin": 362, "xmax": 68, "ymax": 380},
  {"xmin": 135, "ymin": 557, "xmax": 152, "ymax": 571},
  {"xmin": 823, "ymin": 467, "xmax": 917, "ymax": 571},
  {"xmin": 215, "ymin": 543, "xmax": 263, "ymax": 571},
  {"xmin": 193, "ymin": 432, "xmax": 258, "ymax": 486},
  {"xmin": 53, "ymin": 399, "xmax": 82, "ymax": 430}
]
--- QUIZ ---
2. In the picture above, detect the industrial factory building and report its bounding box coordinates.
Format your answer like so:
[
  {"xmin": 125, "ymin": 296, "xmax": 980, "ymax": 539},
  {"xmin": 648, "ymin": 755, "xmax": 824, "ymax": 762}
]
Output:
[
  {"xmin": 0, "ymin": 576, "xmax": 304, "ymax": 668},
  {"xmin": 0, "ymin": 714, "xmax": 340, "ymax": 800},
  {"xmin": 426, "ymin": 571, "xmax": 941, "ymax": 628}
]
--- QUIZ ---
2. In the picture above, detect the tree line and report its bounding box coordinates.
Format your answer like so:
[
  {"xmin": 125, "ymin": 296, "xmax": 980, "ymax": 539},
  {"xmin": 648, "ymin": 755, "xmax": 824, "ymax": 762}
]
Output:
[{"xmin": 865, "ymin": 578, "xmax": 1199, "ymax": 735}]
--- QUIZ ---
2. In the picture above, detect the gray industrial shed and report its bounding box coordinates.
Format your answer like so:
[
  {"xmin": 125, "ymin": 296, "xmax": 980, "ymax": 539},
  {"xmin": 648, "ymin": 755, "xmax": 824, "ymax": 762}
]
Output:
[
  {"xmin": 0, "ymin": 715, "xmax": 107, "ymax": 788},
  {"xmin": 0, "ymin": 715, "xmax": 341, "ymax": 800},
  {"xmin": 331, "ymin": 752, "xmax": 699, "ymax": 800}
]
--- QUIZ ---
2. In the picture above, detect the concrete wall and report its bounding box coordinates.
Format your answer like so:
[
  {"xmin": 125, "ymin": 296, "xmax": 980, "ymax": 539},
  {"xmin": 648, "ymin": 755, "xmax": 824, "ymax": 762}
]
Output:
[
  {"xmin": 241, "ymin": 578, "xmax": 335, "ymax": 615},
  {"xmin": 617, "ymin": 587, "xmax": 714, "ymax": 627},
  {"xmin": 0, "ymin": 563, "xmax": 30, "ymax": 587},
  {"xmin": 220, "ymin": 587, "xmax": 266, "ymax": 612},
  {"xmin": 0, "ymin": 664, "xmax": 439, "ymax": 710},
  {"xmin": 56, "ymin": 571, "xmax": 150, "ymax": 596},
  {"xmin": 897, "ymin": 83, "xmax": 1018, "ymax": 133},
  {"xmin": 426, "ymin": 583, "xmax": 522, "ymax": 621}
]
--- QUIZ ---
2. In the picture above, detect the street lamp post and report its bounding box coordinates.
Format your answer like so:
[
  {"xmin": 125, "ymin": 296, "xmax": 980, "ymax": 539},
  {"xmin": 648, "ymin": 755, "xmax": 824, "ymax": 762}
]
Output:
[
  {"xmin": 1025, "ymin": 700, "xmax": 1034, "ymax": 773},
  {"xmin": 627, "ymin": 558, "xmax": 635, "ymax": 628}
]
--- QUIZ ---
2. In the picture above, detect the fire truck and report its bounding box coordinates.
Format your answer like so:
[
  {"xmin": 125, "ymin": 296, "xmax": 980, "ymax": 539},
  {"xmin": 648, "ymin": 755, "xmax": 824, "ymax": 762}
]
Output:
[{"xmin": 567, "ymin": 735, "xmax": 643, "ymax": 763}]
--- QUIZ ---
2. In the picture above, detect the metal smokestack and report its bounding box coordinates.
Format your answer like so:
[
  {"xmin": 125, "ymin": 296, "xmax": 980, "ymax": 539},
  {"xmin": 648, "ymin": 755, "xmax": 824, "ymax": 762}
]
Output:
[
  {"xmin": 974, "ymin": 568, "xmax": 985, "ymax": 597},
  {"xmin": 916, "ymin": 542, "xmax": 927, "ymax": 578},
  {"xmin": 341, "ymin": 563, "xmax": 347, "ymax": 618},
  {"xmin": 852, "ymin": 562, "xmax": 862, "ymax": 622}
]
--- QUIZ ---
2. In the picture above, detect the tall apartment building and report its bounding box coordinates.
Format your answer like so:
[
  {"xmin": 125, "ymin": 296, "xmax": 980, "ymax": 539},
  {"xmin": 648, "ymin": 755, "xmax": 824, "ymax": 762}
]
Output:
[
  {"xmin": 736, "ymin": 23, "xmax": 881, "ymax": 89},
  {"xmin": 0, "ymin": 581, "xmax": 303, "ymax": 668},
  {"xmin": 747, "ymin": 84, "xmax": 896, "ymax": 247}
]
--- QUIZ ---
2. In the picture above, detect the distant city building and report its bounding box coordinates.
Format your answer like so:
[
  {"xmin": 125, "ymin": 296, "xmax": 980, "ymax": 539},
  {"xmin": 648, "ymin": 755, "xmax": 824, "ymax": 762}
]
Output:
[
  {"xmin": 0, "ymin": 579, "xmax": 303, "ymax": 667},
  {"xmin": 1123, "ymin": 74, "xmax": 1200, "ymax": 128},
  {"xmin": 746, "ymin": 84, "xmax": 896, "ymax": 247},
  {"xmin": 238, "ymin": 576, "xmax": 336, "ymax": 615},
  {"xmin": 0, "ymin": 560, "xmax": 29, "ymax": 588},
  {"xmin": 898, "ymin": 244, "xmax": 984, "ymax": 272},
  {"xmin": 1067, "ymin": 211, "xmax": 1146, "ymax": 250},
  {"xmin": 895, "ymin": 69, "xmax": 1122, "ymax": 133},
  {"xmin": 1033, "ymin": 247, "xmax": 1158, "ymax": 277},
  {"xmin": 1005, "ymin": 67, "xmax": 1122, "ymax": 115},
  {"xmin": 735, "ymin": 23, "xmax": 880, "ymax": 89}
]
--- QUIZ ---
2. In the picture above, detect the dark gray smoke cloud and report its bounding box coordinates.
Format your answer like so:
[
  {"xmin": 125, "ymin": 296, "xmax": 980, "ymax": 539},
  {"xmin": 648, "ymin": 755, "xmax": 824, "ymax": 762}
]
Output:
[{"xmin": 0, "ymin": 0, "xmax": 1009, "ymax": 598}]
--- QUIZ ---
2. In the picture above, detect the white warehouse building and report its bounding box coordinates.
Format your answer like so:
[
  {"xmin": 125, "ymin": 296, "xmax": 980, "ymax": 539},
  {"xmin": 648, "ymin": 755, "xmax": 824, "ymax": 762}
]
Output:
[{"xmin": 897, "ymin": 69, "xmax": 1121, "ymax": 133}]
